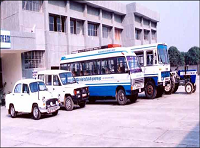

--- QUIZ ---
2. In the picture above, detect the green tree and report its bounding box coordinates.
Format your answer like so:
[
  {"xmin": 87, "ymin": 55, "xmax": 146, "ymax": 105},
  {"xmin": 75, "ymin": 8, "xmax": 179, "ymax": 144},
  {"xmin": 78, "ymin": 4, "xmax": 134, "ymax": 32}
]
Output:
[
  {"xmin": 180, "ymin": 52, "xmax": 185, "ymax": 66},
  {"xmin": 168, "ymin": 46, "xmax": 183, "ymax": 66},
  {"xmin": 185, "ymin": 46, "xmax": 200, "ymax": 65}
]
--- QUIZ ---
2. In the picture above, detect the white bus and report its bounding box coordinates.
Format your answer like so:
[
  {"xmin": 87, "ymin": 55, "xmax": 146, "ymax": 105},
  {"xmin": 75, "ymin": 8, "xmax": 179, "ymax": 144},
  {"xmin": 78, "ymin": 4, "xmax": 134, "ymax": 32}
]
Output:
[
  {"xmin": 126, "ymin": 43, "xmax": 170, "ymax": 99},
  {"xmin": 60, "ymin": 46, "xmax": 144, "ymax": 105}
]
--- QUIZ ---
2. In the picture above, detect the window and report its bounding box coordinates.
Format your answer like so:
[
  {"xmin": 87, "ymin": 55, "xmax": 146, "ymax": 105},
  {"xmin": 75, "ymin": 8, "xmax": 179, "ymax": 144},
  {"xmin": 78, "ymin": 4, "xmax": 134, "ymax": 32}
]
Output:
[
  {"xmin": 117, "ymin": 57, "xmax": 128, "ymax": 73},
  {"xmin": 24, "ymin": 51, "xmax": 44, "ymax": 69},
  {"xmin": 93, "ymin": 60, "xmax": 101, "ymax": 75},
  {"xmin": 152, "ymin": 30, "xmax": 156, "ymax": 40},
  {"xmin": 70, "ymin": 19, "xmax": 84, "ymax": 35},
  {"xmin": 135, "ymin": 52, "xmax": 144, "ymax": 66},
  {"xmin": 29, "ymin": 82, "xmax": 47, "ymax": 93},
  {"xmin": 114, "ymin": 14, "xmax": 122, "ymax": 23},
  {"xmin": 151, "ymin": 22, "xmax": 157, "ymax": 28},
  {"xmin": 147, "ymin": 51, "xmax": 153, "ymax": 65},
  {"xmin": 70, "ymin": 63, "xmax": 80, "ymax": 76},
  {"xmin": 135, "ymin": 15, "xmax": 141, "ymax": 24},
  {"xmin": 102, "ymin": 26, "xmax": 111, "ymax": 38},
  {"xmin": 135, "ymin": 29, "xmax": 141, "ymax": 40},
  {"xmin": 38, "ymin": 74, "xmax": 44, "ymax": 81},
  {"xmin": 144, "ymin": 30, "xmax": 149, "ymax": 40},
  {"xmin": 45, "ymin": 75, "xmax": 52, "ymax": 86},
  {"xmin": 53, "ymin": 75, "xmax": 61, "ymax": 86},
  {"xmin": 70, "ymin": 1, "xmax": 84, "ymax": 12},
  {"xmin": 22, "ymin": 84, "xmax": 29, "ymax": 93},
  {"xmin": 115, "ymin": 28, "xmax": 122, "ymax": 41},
  {"xmin": 22, "ymin": 1, "xmax": 43, "ymax": 12},
  {"xmin": 143, "ymin": 18, "xmax": 150, "ymax": 26},
  {"xmin": 102, "ymin": 10, "xmax": 112, "ymax": 20},
  {"xmin": 88, "ymin": 23, "xmax": 98, "ymax": 36},
  {"xmin": 14, "ymin": 84, "xmax": 22, "ymax": 93},
  {"xmin": 87, "ymin": 6, "xmax": 99, "ymax": 16},
  {"xmin": 49, "ymin": 14, "xmax": 66, "ymax": 32},
  {"xmin": 81, "ymin": 61, "xmax": 93, "ymax": 76}
]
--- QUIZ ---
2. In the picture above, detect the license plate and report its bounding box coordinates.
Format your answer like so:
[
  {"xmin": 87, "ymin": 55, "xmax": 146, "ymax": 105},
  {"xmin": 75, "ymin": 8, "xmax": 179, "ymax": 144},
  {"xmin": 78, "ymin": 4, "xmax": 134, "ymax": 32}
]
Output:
[
  {"xmin": 48, "ymin": 107, "xmax": 56, "ymax": 113},
  {"xmin": 82, "ymin": 94, "xmax": 87, "ymax": 97}
]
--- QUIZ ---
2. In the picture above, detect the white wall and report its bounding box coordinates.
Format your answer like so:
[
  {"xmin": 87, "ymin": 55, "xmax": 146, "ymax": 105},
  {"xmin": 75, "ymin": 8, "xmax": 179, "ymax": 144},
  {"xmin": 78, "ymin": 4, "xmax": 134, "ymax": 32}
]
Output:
[{"xmin": 2, "ymin": 53, "xmax": 22, "ymax": 94}]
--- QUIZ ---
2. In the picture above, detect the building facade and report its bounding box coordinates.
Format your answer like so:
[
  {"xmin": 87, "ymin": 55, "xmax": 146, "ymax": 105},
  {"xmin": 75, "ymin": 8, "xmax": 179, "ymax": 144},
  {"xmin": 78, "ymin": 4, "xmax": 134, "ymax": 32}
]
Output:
[{"xmin": 0, "ymin": 1, "xmax": 159, "ymax": 93}]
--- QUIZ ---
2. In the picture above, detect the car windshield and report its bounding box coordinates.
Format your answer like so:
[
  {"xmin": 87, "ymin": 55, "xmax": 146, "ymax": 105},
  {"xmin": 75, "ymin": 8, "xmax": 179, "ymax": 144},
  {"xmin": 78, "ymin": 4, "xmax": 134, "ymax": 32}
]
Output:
[
  {"xmin": 29, "ymin": 82, "xmax": 47, "ymax": 93},
  {"xmin": 157, "ymin": 45, "xmax": 169, "ymax": 64},
  {"xmin": 59, "ymin": 72, "xmax": 76, "ymax": 85},
  {"xmin": 126, "ymin": 56, "xmax": 142, "ymax": 73}
]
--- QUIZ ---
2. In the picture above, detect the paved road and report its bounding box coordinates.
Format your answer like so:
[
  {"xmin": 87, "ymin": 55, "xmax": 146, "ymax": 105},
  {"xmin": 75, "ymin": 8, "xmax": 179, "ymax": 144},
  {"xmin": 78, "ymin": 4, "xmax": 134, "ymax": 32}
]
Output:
[{"xmin": 1, "ymin": 77, "xmax": 199, "ymax": 147}]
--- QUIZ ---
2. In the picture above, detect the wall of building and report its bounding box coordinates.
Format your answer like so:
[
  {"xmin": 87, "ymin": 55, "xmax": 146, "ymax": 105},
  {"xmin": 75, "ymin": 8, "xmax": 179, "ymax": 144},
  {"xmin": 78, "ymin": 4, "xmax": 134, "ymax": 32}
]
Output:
[{"xmin": 2, "ymin": 53, "xmax": 22, "ymax": 93}]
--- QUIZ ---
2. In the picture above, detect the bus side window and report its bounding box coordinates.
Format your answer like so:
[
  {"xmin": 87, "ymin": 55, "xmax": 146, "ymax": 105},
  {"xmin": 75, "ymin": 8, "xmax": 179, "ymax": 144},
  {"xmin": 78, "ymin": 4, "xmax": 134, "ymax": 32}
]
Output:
[
  {"xmin": 93, "ymin": 60, "xmax": 100, "ymax": 75},
  {"xmin": 147, "ymin": 51, "xmax": 153, "ymax": 66},
  {"xmin": 117, "ymin": 57, "xmax": 128, "ymax": 73},
  {"xmin": 135, "ymin": 52, "xmax": 144, "ymax": 66},
  {"xmin": 38, "ymin": 74, "xmax": 44, "ymax": 81}
]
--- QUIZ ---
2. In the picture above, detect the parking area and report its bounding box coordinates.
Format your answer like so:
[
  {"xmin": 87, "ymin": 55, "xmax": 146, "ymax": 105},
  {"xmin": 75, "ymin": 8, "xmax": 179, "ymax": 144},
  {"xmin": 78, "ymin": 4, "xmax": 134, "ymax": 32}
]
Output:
[{"xmin": 1, "ymin": 77, "xmax": 199, "ymax": 147}]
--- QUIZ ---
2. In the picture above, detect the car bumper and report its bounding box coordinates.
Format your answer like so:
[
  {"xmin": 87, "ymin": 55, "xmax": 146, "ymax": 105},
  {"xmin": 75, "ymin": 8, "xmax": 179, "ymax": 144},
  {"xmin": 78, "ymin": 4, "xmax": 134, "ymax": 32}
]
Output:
[{"xmin": 39, "ymin": 105, "xmax": 60, "ymax": 114}]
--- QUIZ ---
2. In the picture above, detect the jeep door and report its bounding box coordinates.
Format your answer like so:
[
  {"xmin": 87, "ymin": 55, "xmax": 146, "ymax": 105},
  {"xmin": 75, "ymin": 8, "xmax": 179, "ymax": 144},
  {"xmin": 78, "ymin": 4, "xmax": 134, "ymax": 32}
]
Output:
[{"xmin": 52, "ymin": 75, "xmax": 62, "ymax": 98}]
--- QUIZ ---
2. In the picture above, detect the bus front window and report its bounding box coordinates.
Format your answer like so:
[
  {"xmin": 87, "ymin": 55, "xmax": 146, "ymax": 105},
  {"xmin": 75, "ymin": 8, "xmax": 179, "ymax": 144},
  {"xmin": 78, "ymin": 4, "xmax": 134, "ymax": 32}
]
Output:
[
  {"xmin": 59, "ymin": 72, "xmax": 76, "ymax": 85},
  {"xmin": 157, "ymin": 45, "xmax": 169, "ymax": 64},
  {"xmin": 126, "ymin": 56, "xmax": 142, "ymax": 73}
]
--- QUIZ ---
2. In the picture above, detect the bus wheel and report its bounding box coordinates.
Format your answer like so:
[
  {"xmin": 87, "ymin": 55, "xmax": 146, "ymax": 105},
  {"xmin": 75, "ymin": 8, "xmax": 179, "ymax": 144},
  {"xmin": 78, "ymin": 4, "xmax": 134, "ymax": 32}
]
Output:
[
  {"xmin": 129, "ymin": 93, "xmax": 138, "ymax": 103},
  {"xmin": 185, "ymin": 82, "xmax": 193, "ymax": 94},
  {"xmin": 117, "ymin": 89, "xmax": 127, "ymax": 105},
  {"xmin": 145, "ymin": 81, "xmax": 157, "ymax": 99}
]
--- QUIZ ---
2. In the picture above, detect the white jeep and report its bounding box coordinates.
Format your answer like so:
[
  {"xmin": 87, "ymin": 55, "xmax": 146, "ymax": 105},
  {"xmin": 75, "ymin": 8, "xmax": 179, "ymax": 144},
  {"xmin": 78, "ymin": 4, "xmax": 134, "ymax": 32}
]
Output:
[
  {"xmin": 5, "ymin": 79, "xmax": 60, "ymax": 120},
  {"xmin": 37, "ymin": 70, "xmax": 89, "ymax": 111}
]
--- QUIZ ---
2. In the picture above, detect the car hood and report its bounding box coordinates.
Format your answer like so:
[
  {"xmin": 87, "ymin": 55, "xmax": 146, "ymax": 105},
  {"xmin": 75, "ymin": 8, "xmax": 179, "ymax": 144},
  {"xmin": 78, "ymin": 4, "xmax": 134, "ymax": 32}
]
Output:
[{"xmin": 36, "ymin": 91, "xmax": 54, "ymax": 100}]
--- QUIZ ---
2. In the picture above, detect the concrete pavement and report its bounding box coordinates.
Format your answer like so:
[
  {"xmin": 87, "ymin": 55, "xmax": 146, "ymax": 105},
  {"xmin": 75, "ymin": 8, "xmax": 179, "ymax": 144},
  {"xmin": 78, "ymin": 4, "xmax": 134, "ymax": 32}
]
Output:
[{"xmin": 1, "ymin": 77, "xmax": 199, "ymax": 147}]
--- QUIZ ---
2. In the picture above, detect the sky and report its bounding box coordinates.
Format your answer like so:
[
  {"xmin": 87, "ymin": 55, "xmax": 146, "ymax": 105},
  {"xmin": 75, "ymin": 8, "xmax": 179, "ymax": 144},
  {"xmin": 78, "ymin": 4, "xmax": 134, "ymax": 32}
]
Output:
[{"xmin": 120, "ymin": 1, "xmax": 199, "ymax": 52}]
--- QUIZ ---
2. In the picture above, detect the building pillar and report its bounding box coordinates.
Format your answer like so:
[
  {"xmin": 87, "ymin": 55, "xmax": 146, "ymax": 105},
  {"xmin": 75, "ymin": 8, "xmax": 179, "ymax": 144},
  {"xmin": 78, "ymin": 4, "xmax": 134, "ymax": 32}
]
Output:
[
  {"xmin": 99, "ymin": 9, "xmax": 102, "ymax": 46},
  {"xmin": 149, "ymin": 21, "xmax": 152, "ymax": 44},
  {"xmin": 84, "ymin": 4, "xmax": 88, "ymax": 48},
  {"xmin": 111, "ymin": 13, "xmax": 115, "ymax": 44},
  {"xmin": 141, "ymin": 18, "xmax": 144, "ymax": 45}
]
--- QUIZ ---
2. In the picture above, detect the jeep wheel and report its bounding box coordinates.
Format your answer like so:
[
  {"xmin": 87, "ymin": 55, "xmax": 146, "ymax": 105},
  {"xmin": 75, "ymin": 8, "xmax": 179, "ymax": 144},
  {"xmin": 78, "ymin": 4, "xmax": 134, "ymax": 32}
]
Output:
[
  {"xmin": 79, "ymin": 101, "xmax": 86, "ymax": 108},
  {"xmin": 10, "ymin": 104, "xmax": 17, "ymax": 118},
  {"xmin": 117, "ymin": 89, "xmax": 127, "ymax": 105},
  {"xmin": 32, "ymin": 104, "xmax": 41, "ymax": 120},
  {"xmin": 65, "ymin": 96, "xmax": 74, "ymax": 111}
]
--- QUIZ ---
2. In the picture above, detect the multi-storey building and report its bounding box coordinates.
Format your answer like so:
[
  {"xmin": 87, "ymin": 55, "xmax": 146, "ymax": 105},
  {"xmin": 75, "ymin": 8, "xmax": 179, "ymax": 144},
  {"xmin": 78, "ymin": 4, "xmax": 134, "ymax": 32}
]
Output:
[{"xmin": 0, "ymin": 1, "xmax": 159, "ymax": 93}]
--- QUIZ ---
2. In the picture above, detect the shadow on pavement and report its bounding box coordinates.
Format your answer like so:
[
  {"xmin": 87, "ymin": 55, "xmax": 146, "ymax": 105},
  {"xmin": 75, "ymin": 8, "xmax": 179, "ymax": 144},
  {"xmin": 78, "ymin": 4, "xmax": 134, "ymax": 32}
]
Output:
[{"xmin": 178, "ymin": 123, "xmax": 200, "ymax": 147}]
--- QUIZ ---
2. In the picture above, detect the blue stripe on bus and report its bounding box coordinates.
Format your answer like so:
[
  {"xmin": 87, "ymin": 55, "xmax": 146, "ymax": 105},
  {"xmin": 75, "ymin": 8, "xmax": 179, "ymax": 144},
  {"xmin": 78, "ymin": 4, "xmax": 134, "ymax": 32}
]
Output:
[
  {"xmin": 88, "ymin": 85, "xmax": 132, "ymax": 97},
  {"xmin": 61, "ymin": 50, "xmax": 128, "ymax": 61},
  {"xmin": 144, "ymin": 74, "xmax": 158, "ymax": 76},
  {"xmin": 131, "ymin": 45, "xmax": 157, "ymax": 51}
]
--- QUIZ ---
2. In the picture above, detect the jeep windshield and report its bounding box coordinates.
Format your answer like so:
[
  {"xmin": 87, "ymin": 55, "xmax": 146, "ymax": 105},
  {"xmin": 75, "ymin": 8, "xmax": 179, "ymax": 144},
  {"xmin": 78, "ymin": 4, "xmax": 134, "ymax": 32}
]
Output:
[
  {"xmin": 29, "ymin": 82, "xmax": 47, "ymax": 93},
  {"xmin": 59, "ymin": 72, "xmax": 76, "ymax": 85},
  {"xmin": 126, "ymin": 56, "xmax": 142, "ymax": 73}
]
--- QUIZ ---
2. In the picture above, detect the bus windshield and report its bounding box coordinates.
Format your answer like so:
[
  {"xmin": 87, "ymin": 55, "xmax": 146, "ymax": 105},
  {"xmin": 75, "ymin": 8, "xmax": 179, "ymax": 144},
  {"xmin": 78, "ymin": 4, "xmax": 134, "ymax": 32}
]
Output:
[
  {"xmin": 29, "ymin": 82, "xmax": 47, "ymax": 93},
  {"xmin": 157, "ymin": 45, "xmax": 169, "ymax": 64},
  {"xmin": 126, "ymin": 56, "xmax": 142, "ymax": 73},
  {"xmin": 59, "ymin": 72, "xmax": 76, "ymax": 85}
]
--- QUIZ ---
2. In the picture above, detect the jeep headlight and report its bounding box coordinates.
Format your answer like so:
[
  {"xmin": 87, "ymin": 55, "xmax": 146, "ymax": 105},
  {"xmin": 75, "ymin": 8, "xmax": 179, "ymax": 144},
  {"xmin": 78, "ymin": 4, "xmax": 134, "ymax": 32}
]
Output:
[{"xmin": 42, "ymin": 97, "xmax": 46, "ymax": 106}]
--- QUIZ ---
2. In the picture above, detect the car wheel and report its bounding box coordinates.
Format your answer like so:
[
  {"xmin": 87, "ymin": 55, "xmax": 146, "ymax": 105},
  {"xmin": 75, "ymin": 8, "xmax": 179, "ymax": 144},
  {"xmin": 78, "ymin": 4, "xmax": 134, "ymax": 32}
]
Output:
[
  {"xmin": 52, "ymin": 110, "xmax": 58, "ymax": 116},
  {"xmin": 10, "ymin": 104, "xmax": 17, "ymax": 118},
  {"xmin": 32, "ymin": 104, "xmax": 41, "ymax": 120},
  {"xmin": 117, "ymin": 89, "xmax": 127, "ymax": 105},
  {"xmin": 129, "ymin": 93, "xmax": 138, "ymax": 103},
  {"xmin": 79, "ymin": 101, "xmax": 86, "ymax": 108},
  {"xmin": 65, "ymin": 96, "xmax": 74, "ymax": 111},
  {"xmin": 185, "ymin": 82, "xmax": 193, "ymax": 94},
  {"xmin": 145, "ymin": 81, "xmax": 157, "ymax": 99}
]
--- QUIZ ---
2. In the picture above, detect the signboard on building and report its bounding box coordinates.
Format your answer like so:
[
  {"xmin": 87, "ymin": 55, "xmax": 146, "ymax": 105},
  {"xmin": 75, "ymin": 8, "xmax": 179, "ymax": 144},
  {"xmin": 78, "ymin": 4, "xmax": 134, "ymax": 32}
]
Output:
[{"xmin": 0, "ymin": 30, "xmax": 11, "ymax": 49}]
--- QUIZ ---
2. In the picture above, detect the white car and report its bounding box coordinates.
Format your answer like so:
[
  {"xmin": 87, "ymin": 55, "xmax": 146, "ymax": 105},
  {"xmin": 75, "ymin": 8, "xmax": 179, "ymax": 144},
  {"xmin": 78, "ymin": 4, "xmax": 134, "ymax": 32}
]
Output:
[
  {"xmin": 5, "ymin": 79, "xmax": 60, "ymax": 120},
  {"xmin": 37, "ymin": 70, "xmax": 89, "ymax": 111}
]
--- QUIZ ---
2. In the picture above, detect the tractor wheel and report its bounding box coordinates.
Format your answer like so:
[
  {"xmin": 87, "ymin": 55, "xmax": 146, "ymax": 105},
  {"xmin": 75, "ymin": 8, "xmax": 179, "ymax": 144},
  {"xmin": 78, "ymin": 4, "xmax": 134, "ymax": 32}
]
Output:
[{"xmin": 185, "ymin": 82, "xmax": 193, "ymax": 94}]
